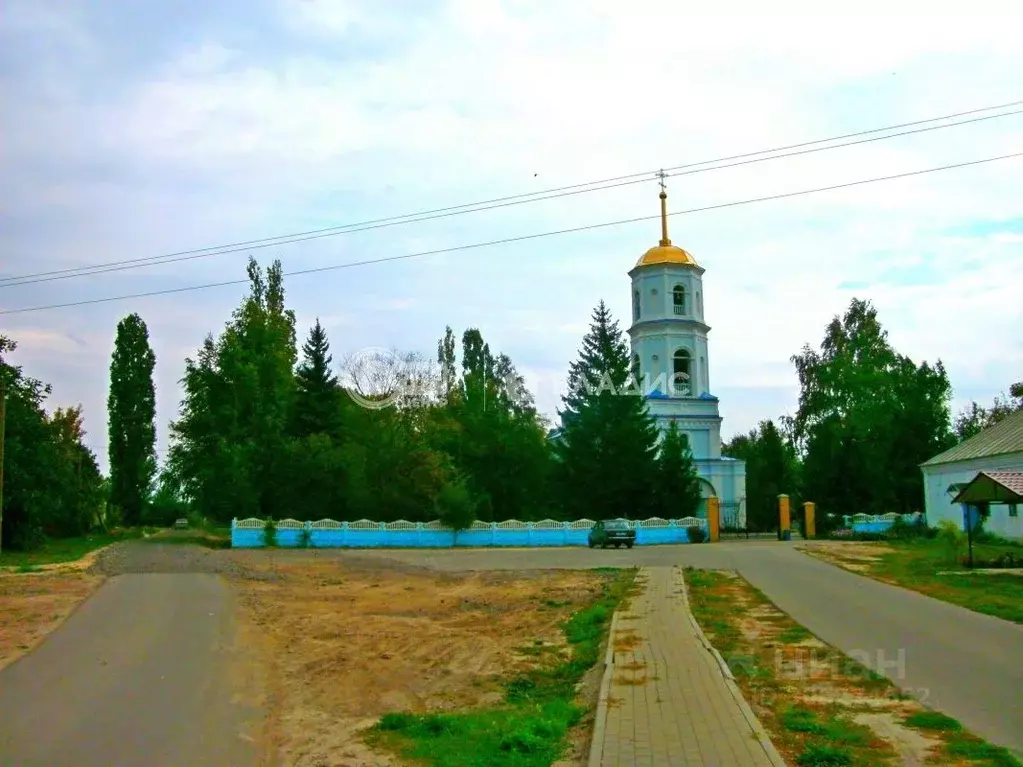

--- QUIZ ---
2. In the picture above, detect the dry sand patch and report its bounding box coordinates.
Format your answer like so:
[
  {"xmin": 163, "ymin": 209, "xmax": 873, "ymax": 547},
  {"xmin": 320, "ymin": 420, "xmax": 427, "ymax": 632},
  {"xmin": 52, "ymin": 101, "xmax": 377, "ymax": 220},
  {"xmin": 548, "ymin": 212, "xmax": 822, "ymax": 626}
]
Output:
[
  {"xmin": 0, "ymin": 572, "xmax": 103, "ymax": 671},
  {"xmin": 232, "ymin": 558, "xmax": 604, "ymax": 766}
]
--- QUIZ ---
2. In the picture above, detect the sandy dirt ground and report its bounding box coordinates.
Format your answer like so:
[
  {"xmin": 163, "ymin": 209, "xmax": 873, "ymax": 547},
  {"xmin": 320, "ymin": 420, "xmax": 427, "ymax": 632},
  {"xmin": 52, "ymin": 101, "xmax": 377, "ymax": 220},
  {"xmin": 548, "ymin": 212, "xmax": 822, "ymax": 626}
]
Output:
[
  {"xmin": 0, "ymin": 570, "xmax": 104, "ymax": 671},
  {"xmin": 233, "ymin": 552, "xmax": 606, "ymax": 767},
  {"xmin": 796, "ymin": 540, "xmax": 895, "ymax": 571}
]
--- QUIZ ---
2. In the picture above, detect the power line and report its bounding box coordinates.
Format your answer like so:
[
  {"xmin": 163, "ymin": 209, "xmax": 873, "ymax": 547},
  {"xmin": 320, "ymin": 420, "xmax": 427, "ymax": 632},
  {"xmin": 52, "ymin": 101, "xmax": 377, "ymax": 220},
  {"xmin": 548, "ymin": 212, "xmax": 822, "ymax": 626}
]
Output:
[
  {"xmin": 2, "ymin": 150, "xmax": 1019, "ymax": 316},
  {"xmin": 2, "ymin": 99, "xmax": 1022, "ymax": 288}
]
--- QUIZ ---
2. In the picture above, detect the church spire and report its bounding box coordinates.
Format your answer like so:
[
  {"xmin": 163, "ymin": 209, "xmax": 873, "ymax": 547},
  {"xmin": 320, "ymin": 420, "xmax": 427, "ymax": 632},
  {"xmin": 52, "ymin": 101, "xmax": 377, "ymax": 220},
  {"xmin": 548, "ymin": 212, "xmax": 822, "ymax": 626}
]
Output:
[{"xmin": 657, "ymin": 169, "xmax": 671, "ymax": 247}]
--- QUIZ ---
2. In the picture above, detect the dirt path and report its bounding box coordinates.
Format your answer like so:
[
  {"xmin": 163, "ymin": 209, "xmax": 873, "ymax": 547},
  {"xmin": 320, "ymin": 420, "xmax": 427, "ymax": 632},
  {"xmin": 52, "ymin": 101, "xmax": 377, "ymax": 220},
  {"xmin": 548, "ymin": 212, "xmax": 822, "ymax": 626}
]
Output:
[{"xmin": 0, "ymin": 544, "xmax": 266, "ymax": 767}]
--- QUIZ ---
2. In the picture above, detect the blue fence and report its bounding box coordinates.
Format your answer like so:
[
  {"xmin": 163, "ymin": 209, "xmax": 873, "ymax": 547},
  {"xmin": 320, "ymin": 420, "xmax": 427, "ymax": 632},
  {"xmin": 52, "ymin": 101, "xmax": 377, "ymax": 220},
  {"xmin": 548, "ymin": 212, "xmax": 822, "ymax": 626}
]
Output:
[
  {"xmin": 843, "ymin": 512, "xmax": 923, "ymax": 534},
  {"xmin": 231, "ymin": 516, "xmax": 709, "ymax": 549}
]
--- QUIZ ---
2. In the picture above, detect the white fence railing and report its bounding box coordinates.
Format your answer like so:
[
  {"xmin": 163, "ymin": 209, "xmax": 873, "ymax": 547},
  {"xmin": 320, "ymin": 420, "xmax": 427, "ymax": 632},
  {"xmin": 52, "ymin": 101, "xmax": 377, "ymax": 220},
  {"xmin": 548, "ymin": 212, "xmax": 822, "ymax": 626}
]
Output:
[{"xmin": 232, "ymin": 516, "xmax": 710, "ymax": 530}]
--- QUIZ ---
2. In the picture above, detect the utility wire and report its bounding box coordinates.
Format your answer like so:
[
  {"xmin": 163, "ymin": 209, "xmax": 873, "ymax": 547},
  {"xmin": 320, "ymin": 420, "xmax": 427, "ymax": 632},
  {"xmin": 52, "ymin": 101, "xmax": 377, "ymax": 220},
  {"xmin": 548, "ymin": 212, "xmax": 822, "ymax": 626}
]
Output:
[
  {"xmin": 2, "ymin": 99, "xmax": 1022, "ymax": 288},
  {"xmin": 2, "ymin": 150, "xmax": 1020, "ymax": 316}
]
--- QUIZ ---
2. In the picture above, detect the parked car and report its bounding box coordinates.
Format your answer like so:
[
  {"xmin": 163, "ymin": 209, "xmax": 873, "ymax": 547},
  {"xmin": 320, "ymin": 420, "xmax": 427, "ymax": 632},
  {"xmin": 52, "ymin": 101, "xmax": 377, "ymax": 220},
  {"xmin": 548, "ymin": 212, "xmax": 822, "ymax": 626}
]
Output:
[
  {"xmin": 588, "ymin": 519, "xmax": 636, "ymax": 549},
  {"xmin": 173, "ymin": 518, "xmax": 189, "ymax": 530}
]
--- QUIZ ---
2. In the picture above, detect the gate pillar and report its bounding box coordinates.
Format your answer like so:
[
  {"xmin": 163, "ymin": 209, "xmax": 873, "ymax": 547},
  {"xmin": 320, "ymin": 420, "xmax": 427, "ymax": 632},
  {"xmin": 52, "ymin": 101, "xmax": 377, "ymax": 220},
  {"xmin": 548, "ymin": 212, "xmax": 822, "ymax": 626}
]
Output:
[
  {"xmin": 707, "ymin": 496, "xmax": 720, "ymax": 543},
  {"xmin": 778, "ymin": 494, "xmax": 791, "ymax": 540}
]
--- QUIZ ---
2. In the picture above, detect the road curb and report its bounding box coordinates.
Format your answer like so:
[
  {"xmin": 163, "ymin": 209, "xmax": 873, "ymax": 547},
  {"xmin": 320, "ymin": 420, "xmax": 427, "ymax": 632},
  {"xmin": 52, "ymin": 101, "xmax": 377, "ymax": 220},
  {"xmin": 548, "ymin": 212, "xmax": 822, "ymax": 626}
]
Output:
[
  {"xmin": 675, "ymin": 566, "xmax": 787, "ymax": 767},
  {"xmin": 586, "ymin": 609, "xmax": 619, "ymax": 767}
]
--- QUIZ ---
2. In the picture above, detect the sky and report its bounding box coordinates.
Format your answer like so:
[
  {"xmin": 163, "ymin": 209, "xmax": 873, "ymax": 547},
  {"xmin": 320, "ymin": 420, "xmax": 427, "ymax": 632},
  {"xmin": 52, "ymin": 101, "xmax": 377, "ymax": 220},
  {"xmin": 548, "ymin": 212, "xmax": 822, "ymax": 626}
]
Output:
[{"xmin": 1, "ymin": 0, "xmax": 1021, "ymax": 473}]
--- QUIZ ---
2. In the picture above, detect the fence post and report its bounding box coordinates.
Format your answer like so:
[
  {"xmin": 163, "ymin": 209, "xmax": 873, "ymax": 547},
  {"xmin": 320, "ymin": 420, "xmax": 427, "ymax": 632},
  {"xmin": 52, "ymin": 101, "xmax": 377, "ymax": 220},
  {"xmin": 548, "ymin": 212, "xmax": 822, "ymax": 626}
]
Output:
[
  {"xmin": 778, "ymin": 494, "xmax": 791, "ymax": 540},
  {"xmin": 803, "ymin": 501, "xmax": 816, "ymax": 539},
  {"xmin": 706, "ymin": 497, "xmax": 720, "ymax": 542}
]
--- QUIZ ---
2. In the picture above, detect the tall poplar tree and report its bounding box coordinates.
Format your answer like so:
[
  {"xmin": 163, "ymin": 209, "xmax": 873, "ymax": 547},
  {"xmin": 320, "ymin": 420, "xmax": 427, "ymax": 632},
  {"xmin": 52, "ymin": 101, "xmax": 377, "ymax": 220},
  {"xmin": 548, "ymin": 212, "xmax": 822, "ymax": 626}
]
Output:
[{"xmin": 107, "ymin": 312, "xmax": 157, "ymax": 526}]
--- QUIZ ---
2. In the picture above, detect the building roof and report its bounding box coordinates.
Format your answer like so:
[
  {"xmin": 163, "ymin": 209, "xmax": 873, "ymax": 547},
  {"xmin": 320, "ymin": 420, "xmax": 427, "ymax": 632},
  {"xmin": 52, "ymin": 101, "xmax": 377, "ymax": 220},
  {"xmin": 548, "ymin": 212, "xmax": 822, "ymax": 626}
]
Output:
[
  {"xmin": 922, "ymin": 408, "xmax": 1023, "ymax": 466},
  {"xmin": 636, "ymin": 244, "xmax": 699, "ymax": 268},
  {"xmin": 634, "ymin": 186, "xmax": 700, "ymax": 268},
  {"xmin": 951, "ymin": 471, "xmax": 1023, "ymax": 504}
]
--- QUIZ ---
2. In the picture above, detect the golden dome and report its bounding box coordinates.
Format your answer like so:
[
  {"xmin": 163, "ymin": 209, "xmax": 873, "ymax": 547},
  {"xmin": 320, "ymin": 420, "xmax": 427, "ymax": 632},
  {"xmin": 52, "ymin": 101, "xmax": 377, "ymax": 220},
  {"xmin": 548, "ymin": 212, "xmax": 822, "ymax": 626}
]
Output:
[
  {"xmin": 636, "ymin": 244, "xmax": 699, "ymax": 267},
  {"xmin": 634, "ymin": 181, "xmax": 699, "ymax": 268}
]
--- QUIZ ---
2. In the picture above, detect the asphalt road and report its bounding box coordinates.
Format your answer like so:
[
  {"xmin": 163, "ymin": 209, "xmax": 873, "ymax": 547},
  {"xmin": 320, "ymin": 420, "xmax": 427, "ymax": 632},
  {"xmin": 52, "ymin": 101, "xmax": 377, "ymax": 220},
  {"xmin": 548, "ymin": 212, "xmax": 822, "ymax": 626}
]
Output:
[
  {"xmin": 0, "ymin": 573, "xmax": 263, "ymax": 767},
  {"xmin": 305, "ymin": 541, "xmax": 1023, "ymax": 755}
]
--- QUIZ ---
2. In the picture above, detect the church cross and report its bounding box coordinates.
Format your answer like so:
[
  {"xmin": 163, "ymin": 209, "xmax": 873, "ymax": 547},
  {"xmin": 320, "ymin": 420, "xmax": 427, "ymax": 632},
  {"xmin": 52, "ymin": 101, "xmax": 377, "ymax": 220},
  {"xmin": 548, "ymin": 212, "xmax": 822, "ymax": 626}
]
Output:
[{"xmin": 657, "ymin": 169, "xmax": 667, "ymax": 193}]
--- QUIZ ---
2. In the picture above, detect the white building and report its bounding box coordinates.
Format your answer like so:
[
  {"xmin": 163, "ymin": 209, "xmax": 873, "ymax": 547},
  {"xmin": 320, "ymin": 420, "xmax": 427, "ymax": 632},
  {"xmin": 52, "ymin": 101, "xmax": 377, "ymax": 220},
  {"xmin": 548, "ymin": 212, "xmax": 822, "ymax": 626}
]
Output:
[
  {"xmin": 920, "ymin": 409, "xmax": 1023, "ymax": 540},
  {"xmin": 627, "ymin": 182, "xmax": 746, "ymax": 522}
]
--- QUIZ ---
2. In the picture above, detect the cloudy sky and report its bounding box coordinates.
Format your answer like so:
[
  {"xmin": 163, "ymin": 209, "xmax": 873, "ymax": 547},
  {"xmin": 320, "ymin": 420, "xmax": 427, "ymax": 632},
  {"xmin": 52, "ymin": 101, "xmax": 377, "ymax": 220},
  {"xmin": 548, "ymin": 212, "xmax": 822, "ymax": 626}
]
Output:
[{"xmin": 1, "ymin": 0, "xmax": 1021, "ymax": 472}]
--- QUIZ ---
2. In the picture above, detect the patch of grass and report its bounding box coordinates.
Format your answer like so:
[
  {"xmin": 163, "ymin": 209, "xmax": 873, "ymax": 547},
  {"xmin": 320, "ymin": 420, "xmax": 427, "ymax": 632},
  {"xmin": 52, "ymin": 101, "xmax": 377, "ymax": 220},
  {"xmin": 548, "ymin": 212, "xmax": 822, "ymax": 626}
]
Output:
[
  {"xmin": 782, "ymin": 706, "xmax": 828, "ymax": 734},
  {"xmin": 373, "ymin": 699, "xmax": 583, "ymax": 766},
  {"xmin": 828, "ymin": 539, "xmax": 1023, "ymax": 624},
  {"xmin": 796, "ymin": 742, "xmax": 854, "ymax": 766},
  {"xmin": 0, "ymin": 531, "xmax": 140, "ymax": 569},
  {"xmin": 903, "ymin": 711, "xmax": 962, "ymax": 732},
  {"xmin": 686, "ymin": 567, "xmax": 1021, "ymax": 767},
  {"xmin": 945, "ymin": 734, "xmax": 1022, "ymax": 767},
  {"xmin": 778, "ymin": 625, "xmax": 813, "ymax": 643},
  {"xmin": 370, "ymin": 569, "xmax": 638, "ymax": 766}
]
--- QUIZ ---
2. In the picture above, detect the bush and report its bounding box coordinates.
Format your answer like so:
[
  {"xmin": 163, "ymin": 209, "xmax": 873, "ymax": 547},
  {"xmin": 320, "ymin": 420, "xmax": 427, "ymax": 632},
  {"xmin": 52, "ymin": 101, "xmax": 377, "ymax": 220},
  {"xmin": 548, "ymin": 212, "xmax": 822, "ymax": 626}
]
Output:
[
  {"xmin": 687, "ymin": 525, "xmax": 707, "ymax": 544},
  {"xmin": 936, "ymin": 519, "xmax": 966, "ymax": 565},
  {"xmin": 436, "ymin": 478, "xmax": 477, "ymax": 533},
  {"xmin": 262, "ymin": 519, "xmax": 277, "ymax": 547}
]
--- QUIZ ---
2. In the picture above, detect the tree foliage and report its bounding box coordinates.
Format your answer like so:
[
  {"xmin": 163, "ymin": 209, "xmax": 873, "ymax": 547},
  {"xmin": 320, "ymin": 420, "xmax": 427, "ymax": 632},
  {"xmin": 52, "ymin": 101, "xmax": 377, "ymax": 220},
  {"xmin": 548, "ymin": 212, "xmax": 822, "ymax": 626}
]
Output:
[
  {"xmin": 554, "ymin": 301, "xmax": 660, "ymax": 521},
  {"xmin": 1, "ymin": 336, "xmax": 104, "ymax": 549},
  {"xmin": 953, "ymin": 382, "xmax": 1023, "ymax": 441},
  {"xmin": 107, "ymin": 312, "xmax": 157, "ymax": 526},
  {"xmin": 723, "ymin": 420, "xmax": 800, "ymax": 532},
  {"xmin": 790, "ymin": 298, "xmax": 954, "ymax": 518},
  {"xmin": 164, "ymin": 259, "xmax": 555, "ymax": 525},
  {"xmin": 654, "ymin": 422, "xmax": 702, "ymax": 519}
]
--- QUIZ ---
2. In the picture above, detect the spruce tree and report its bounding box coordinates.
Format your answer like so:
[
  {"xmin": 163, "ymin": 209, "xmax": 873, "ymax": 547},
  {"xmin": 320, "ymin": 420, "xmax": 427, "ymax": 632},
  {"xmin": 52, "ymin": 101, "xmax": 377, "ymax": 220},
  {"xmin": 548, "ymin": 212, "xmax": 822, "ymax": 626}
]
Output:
[
  {"xmin": 555, "ymin": 301, "xmax": 659, "ymax": 520},
  {"xmin": 293, "ymin": 318, "xmax": 341, "ymax": 437},
  {"xmin": 107, "ymin": 313, "xmax": 157, "ymax": 526},
  {"xmin": 654, "ymin": 422, "xmax": 702, "ymax": 518}
]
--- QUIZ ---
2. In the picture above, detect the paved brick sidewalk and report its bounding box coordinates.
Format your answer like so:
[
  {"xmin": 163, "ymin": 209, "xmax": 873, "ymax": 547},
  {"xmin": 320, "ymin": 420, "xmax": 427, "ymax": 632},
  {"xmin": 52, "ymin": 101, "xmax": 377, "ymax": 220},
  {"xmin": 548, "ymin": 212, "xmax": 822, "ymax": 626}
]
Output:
[{"xmin": 590, "ymin": 566, "xmax": 784, "ymax": 767}]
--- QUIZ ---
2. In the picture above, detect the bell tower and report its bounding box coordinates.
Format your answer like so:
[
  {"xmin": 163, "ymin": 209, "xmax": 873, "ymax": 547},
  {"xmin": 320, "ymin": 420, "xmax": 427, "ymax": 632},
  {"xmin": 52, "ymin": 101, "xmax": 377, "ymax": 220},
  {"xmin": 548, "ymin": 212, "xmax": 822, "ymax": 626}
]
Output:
[{"xmin": 627, "ymin": 174, "xmax": 746, "ymax": 518}]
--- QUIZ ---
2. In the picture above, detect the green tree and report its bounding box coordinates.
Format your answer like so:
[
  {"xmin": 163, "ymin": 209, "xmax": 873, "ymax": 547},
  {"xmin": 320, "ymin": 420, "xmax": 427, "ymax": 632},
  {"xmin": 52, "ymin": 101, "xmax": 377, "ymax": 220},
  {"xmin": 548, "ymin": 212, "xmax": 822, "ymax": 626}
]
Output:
[
  {"xmin": 954, "ymin": 401, "xmax": 989, "ymax": 442},
  {"xmin": 436, "ymin": 476, "xmax": 477, "ymax": 545},
  {"xmin": 147, "ymin": 465, "xmax": 191, "ymax": 527},
  {"xmin": 723, "ymin": 419, "xmax": 800, "ymax": 532},
  {"xmin": 954, "ymin": 380, "xmax": 1023, "ymax": 441},
  {"xmin": 1, "ymin": 336, "xmax": 103, "ymax": 549},
  {"xmin": 169, "ymin": 258, "xmax": 297, "ymax": 522},
  {"xmin": 555, "ymin": 301, "xmax": 659, "ymax": 521},
  {"xmin": 427, "ymin": 328, "xmax": 550, "ymax": 521},
  {"xmin": 107, "ymin": 312, "xmax": 157, "ymax": 526},
  {"xmin": 292, "ymin": 318, "xmax": 342, "ymax": 438},
  {"xmin": 791, "ymin": 298, "xmax": 953, "ymax": 517},
  {"xmin": 653, "ymin": 422, "xmax": 701, "ymax": 519},
  {"xmin": 437, "ymin": 325, "xmax": 458, "ymax": 403}
]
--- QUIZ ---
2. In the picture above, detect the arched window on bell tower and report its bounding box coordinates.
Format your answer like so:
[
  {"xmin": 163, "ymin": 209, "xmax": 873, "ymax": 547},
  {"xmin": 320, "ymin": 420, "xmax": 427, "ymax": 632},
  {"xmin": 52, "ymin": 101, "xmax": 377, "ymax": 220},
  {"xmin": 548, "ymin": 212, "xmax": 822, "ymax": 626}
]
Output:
[
  {"xmin": 673, "ymin": 349, "xmax": 692, "ymax": 396},
  {"xmin": 633, "ymin": 290, "xmax": 641, "ymax": 321},
  {"xmin": 631, "ymin": 354, "xmax": 641, "ymax": 387},
  {"xmin": 672, "ymin": 284, "xmax": 686, "ymax": 315}
]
